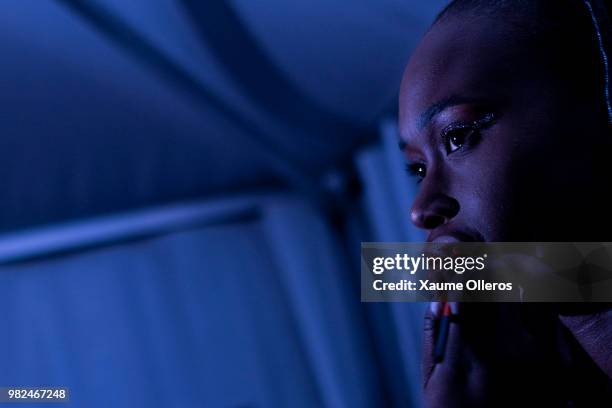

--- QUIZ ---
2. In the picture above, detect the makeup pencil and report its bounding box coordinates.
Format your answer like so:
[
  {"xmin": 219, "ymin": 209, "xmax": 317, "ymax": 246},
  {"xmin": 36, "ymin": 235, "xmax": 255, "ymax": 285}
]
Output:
[{"xmin": 433, "ymin": 302, "xmax": 452, "ymax": 363}]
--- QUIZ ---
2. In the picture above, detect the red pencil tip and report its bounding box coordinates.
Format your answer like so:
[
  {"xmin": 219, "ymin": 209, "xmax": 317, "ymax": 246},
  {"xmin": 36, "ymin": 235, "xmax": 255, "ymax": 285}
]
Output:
[{"xmin": 443, "ymin": 302, "xmax": 452, "ymax": 316}]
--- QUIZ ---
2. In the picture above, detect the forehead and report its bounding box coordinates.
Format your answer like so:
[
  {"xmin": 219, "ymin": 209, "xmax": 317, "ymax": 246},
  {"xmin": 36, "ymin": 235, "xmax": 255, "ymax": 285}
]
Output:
[{"xmin": 399, "ymin": 15, "xmax": 526, "ymax": 139}]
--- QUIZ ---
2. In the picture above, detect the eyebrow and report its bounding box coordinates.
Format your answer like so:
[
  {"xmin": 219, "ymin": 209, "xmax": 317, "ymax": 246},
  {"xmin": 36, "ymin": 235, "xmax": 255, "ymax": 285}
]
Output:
[
  {"xmin": 418, "ymin": 95, "xmax": 482, "ymax": 129},
  {"xmin": 399, "ymin": 95, "xmax": 483, "ymax": 151}
]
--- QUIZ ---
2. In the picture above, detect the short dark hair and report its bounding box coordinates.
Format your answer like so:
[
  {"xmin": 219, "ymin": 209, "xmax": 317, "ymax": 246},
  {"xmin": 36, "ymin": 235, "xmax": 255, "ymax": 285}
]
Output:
[
  {"xmin": 433, "ymin": 0, "xmax": 610, "ymax": 113},
  {"xmin": 434, "ymin": 0, "xmax": 538, "ymax": 26}
]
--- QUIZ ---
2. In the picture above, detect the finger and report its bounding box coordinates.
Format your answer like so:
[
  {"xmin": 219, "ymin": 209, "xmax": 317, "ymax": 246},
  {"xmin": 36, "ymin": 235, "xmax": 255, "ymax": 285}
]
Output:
[
  {"xmin": 439, "ymin": 303, "xmax": 462, "ymax": 366},
  {"xmin": 422, "ymin": 303, "xmax": 438, "ymax": 387},
  {"xmin": 431, "ymin": 301, "xmax": 443, "ymax": 317}
]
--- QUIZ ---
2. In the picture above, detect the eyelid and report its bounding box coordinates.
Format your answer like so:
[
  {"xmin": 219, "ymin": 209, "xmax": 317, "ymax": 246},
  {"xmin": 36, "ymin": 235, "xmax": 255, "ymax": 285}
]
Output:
[
  {"xmin": 405, "ymin": 161, "xmax": 426, "ymax": 183},
  {"xmin": 405, "ymin": 161, "xmax": 422, "ymax": 174},
  {"xmin": 441, "ymin": 122, "xmax": 475, "ymax": 139},
  {"xmin": 440, "ymin": 112, "xmax": 496, "ymax": 153},
  {"xmin": 441, "ymin": 112, "xmax": 496, "ymax": 138}
]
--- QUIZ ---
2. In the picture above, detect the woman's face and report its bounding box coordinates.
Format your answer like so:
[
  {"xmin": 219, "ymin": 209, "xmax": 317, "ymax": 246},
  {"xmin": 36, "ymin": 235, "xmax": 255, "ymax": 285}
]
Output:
[{"xmin": 399, "ymin": 14, "xmax": 610, "ymax": 242}]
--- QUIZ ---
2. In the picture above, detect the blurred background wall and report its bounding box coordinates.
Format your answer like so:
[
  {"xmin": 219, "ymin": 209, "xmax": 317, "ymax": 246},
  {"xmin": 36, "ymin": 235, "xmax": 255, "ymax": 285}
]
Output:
[{"xmin": 0, "ymin": 1, "xmax": 446, "ymax": 406}]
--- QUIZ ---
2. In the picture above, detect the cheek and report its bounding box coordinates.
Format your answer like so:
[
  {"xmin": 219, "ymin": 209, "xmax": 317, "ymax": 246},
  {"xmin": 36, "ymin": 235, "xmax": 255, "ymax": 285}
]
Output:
[{"xmin": 445, "ymin": 132, "xmax": 532, "ymax": 240}]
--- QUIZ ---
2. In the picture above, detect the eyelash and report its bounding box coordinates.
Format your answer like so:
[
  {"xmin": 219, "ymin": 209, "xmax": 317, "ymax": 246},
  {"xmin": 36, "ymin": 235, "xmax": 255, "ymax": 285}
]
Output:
[
  {"xmin": 404, "ymin": 112, "xmax": 496, "ymax": 183},
  {"xmin": 405, "ymin": 162, "xmax": 426, "ymax": 183},
  {"xmin": 441, "ymin": 112, "xmax": 495, "ymax": 155}
]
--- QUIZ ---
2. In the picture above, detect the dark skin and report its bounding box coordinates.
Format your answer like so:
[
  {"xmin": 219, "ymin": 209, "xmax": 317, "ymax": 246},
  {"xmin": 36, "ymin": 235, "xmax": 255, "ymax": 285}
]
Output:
[{"xmin": 399, "ymin": 12, "xmax": 612, "ymax": 407}]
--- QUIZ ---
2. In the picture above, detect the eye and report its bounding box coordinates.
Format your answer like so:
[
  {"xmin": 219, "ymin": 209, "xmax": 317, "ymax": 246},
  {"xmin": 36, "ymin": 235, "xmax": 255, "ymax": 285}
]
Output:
[
  {"xmin": 441, "ymin": 112, "xmax": 495, "ymax": 155},
  {"xmin": 405, "ymin": 162, "xmax": 427, "ymax": 182},
  {"xmin": 442, "ymin": 124, "xmax": 478, "ymax": 154},
  {"xmin": 444, "ymin": 126, "xmax": 477, "ymax": 153}
]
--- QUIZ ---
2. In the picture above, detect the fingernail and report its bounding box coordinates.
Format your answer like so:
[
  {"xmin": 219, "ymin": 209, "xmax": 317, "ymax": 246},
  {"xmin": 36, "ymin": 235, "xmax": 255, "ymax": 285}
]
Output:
[
  {"xmin": 430, "ymin": 302, "xmax": 442, "ymax": 317},
  {"xmin": 449, "ymin": 302, "xmax": 460, "ymax": 315}
]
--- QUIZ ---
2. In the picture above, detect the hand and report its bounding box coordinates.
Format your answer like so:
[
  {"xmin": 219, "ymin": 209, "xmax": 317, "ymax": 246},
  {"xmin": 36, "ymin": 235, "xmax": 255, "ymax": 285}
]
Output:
[
  {"xmin": 422, "ymin": 302, "xmax": 568, "ymax": 407},
  {"xmin": 422, "ymin": 302, "xmax": 486, "ymax": 408}
]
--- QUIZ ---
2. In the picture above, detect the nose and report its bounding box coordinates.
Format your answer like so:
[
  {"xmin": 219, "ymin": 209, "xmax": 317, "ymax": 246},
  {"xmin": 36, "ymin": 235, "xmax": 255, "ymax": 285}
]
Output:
[{"xmin": 410, "ymin": 187, "xmax": 460, "ymax": 230}]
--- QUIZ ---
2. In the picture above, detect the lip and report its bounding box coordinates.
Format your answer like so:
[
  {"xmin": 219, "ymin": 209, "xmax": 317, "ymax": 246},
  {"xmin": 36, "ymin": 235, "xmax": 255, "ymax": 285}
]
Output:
[{"xmin": 427, "ymin": 227, "xmax": 484, "ymax": 243}]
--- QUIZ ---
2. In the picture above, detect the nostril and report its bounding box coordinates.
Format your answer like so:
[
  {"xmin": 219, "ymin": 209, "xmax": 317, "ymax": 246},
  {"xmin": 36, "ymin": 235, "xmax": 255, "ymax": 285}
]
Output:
[
  {"xmin": 423, "ymin": 215, "xmax": 446, "ymax": 229},
  {"xmin": 410, "ymin": 195, "xmax": 459, "ymax": 230}
]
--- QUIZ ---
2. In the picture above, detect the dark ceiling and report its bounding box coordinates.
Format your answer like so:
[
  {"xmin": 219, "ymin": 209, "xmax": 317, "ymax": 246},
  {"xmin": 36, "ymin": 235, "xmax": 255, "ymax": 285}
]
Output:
[{"xmin": 0, "ymin": 0, "xmax": 446, "ymax": 231}]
